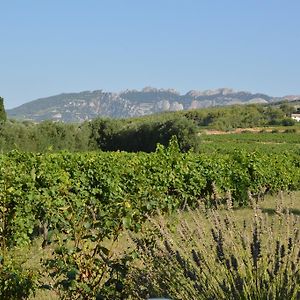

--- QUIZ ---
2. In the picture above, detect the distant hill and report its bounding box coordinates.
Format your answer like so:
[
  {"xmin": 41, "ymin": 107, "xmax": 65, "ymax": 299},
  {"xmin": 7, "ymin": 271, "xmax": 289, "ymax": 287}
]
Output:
[{"xmin": 7, "ymin": 87, "xmax": 300, "ymax": 122}]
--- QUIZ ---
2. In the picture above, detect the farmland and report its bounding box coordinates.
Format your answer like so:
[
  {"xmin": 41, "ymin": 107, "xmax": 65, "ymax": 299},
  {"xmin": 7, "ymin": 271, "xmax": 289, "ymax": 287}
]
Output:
[
  {"xmin": 0, "ymin": 134, "xmax": 299, "ymax": 299},
  {"xmin": 2, "ymin": 0, "xmax": 300, "ymax": 298},
  {"xmin": 200, "ymin": 128, "xmax": 300, "ymax": 154},
  {"xmin": 1, "ymin": 102, "xmax": 300, "ymax": 299}
]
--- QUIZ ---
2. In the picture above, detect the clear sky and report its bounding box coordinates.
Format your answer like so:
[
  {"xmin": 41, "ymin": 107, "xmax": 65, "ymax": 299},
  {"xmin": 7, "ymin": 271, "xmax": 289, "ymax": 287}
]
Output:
[{"xmin": 1, "ymin": 0, "xmax": 300, "ymax": 109}]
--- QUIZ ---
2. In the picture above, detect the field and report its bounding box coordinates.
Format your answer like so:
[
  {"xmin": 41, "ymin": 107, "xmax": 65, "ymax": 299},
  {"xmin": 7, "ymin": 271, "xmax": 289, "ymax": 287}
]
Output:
[
  {"xmin": 200, "ymin": 129, "xmax": 300, "ymax": 153},
  {"xmin": 28, "ymin": 191, "xmax": 299, "ymax": 300},
  {"xmin": 136, "ymin": 191, "xmax": 300, "ymax": 299},
  {"xmin": 1, "ymin": 132, "xmax": 300, "ymax": 299}
]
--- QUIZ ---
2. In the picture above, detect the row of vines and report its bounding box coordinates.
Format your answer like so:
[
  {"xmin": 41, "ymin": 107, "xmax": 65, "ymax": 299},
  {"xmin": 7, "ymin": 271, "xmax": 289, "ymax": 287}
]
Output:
[
  {"xmin": 0, "ymin": 140, "xmax": 300, "ymax": 298},
  {"xmin": 1, "ymin": 139, "xmax": 299, "ymax": 248}
]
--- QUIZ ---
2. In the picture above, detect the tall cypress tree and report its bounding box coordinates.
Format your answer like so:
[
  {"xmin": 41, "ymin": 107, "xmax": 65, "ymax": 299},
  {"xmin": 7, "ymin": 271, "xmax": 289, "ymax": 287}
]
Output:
[{"xmin": 0, "ymin": 97, "xmax": 7, "ymax": 122}]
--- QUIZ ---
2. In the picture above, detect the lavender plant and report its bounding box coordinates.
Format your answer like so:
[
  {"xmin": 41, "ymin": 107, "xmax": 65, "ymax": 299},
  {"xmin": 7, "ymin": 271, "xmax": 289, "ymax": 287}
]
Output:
[{"xmin": 132, "ymin": 201, "xmax": 300, "ymax": 299}]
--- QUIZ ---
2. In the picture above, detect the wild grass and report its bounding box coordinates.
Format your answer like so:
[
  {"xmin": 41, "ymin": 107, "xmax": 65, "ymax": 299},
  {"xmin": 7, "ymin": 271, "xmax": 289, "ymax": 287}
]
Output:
[
  {"xmin": 24, "ymin": 192, "xmax": 300, "ymax": 299},
  {"xmin": 129, "ymin": 192, "xmax": 300, "ymax": 299}
]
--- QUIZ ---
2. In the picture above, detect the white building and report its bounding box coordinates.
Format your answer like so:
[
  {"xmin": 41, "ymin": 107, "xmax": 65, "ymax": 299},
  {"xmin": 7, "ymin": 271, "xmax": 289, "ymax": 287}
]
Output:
[{"xmin": 291, "ymin": 114, "xmax": 300, "ymax": 122}]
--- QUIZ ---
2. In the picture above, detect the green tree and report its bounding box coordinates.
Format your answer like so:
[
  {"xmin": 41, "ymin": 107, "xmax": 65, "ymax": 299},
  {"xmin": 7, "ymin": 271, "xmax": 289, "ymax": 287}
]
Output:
[
  {"xmin": 0, "ymin": 97, "xmax": 7, "ymax": 122},
  {"xmin": 280, "ymin": 102, "xmax": 295, "ymax": 117},
  {"xmin": 265, "ymin": 106, "xmax": 285, "ymax": 125},
  {"xmin": 158, "ymin": 117, "xmax": 201, "ymax": 152},
  {"xmin": 89, "ymin": 118, "xmax": 124, "ymax": 151}
]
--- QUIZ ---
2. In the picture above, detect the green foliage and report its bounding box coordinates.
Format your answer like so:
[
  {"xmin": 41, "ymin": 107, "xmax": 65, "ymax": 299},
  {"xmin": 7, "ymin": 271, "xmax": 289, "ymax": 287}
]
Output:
[
  {"xmin": 0, "ymin": 146, "xmax": 299, "ymax": 248},
  {"xmin": 202, "ymin": 131, "xmax": 300, "ymax": 144},
  {"xmin": 0, "ymin": 97, "xmax": 6, "ymax": 122},
  {"xmin": 0, "ymin": 145, "xmax": 299, "ymax": 298},
  {"xmin": 183, "ymin": 103, "xmax": 298, "ymax": 130},
  {"xmin": 279, "ymin": 102, "xmax": 295, "ymax": 116},
  {"xmin": 90, "ymin": 116, "xmax": 200, "ymax": 152},
  {"xmin": 2, "ymin": 101, "xmax": 299, "ymax": 152},
  {"xmin": 200, "ymin": 131, "xmax": 300, "ymax": 154},
  {"xmin": 44, "ymin": 208, "xmax": 134, "ymax": 299},
  {"xmin": 0, "ymin": 116, "xmax": 200, "ymax": 153},
  {"xmin": 157, "ymin": 118, "xmax": 200, "ymax": 152},
  {"xmin": 0, "ymin": 120, "xmax": 94, "ymax": 152},
  {"xmin": 0, "ymin": 257, "xmax": 38, "ymax": 299},
  {"xmin": 281, "ymin": 117, "xmax": 296, "ymax": 126},
  {"xmin": 89, "ymin": 118, "xmax": 123, "ymax": 151}
]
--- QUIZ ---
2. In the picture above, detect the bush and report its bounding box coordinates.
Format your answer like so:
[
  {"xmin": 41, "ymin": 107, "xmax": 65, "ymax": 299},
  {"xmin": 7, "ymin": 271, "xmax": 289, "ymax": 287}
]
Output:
[
  {"xmin": 0, "ymin": 259, "xmax": 37, "ymax": 300},
  {"xmin": 281, "ymin": 118, "xmax": 296, "ymax": 126},
  {"xmin": 91, "ymin": 117, "xmax": 201, "ymax": 152},
  {"xmin": 157, "ymin": 117, "xmax": 201, "ymax": 152},
  {"xmin": 132, "ymin": 202, "xmax": 300, "ymax": 299}
]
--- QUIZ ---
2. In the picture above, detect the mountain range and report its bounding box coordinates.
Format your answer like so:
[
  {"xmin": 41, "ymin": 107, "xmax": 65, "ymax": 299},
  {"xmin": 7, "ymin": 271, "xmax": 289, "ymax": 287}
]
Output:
[{"xmin": 7, "ymin": 87, "xmax": 300, "ymax": 123}]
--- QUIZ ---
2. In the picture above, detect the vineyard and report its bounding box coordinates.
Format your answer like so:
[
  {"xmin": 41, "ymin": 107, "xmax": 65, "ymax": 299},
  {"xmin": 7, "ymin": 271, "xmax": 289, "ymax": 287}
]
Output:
[
  {"xmin": 200, "ymin": 130, "xmax": 300, "ymax": 154},
  {"xmin": 202, "ymin": 131, "xmax": 300, "ymax": 144},
  {"xmin": 0, "ymin": 139, "xmax": 300, "ymax": 298},
  {"xmin": 1, "ymin": 140, "xmax": 299, "ymax": 246}
]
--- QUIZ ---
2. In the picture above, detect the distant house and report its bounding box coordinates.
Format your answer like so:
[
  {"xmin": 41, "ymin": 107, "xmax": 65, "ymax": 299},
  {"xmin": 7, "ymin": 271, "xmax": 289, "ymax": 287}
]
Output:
[
  {"xmin": 291, "ymin": 114, "xmax": 300, "ymax": 122},
  {"xmin": 53, "ymin": 113, "xmax": 62, "ymax": 120}
]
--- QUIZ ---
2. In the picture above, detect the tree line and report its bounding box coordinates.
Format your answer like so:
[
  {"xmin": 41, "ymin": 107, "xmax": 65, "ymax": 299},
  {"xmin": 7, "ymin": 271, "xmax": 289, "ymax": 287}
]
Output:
[{"xmin": 0, "ymin": 96, "xmax": 297, "ymax": 153}]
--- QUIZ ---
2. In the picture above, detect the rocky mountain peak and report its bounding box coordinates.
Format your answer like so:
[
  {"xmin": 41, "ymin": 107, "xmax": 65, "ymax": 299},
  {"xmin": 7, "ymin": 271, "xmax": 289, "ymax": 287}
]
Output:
[{"xmin": 7, "ymin": 87, "xmax": 297, "ymax": 123}]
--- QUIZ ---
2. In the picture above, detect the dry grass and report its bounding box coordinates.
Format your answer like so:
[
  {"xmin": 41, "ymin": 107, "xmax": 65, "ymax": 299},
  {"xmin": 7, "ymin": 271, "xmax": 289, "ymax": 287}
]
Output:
[
  {"xmin": 27, "ymin": 191, "xmax": 300, "ymax": 299},
  {"xmin": 130, "ymin": 192, "xmax": 300, "ymax": 299}
]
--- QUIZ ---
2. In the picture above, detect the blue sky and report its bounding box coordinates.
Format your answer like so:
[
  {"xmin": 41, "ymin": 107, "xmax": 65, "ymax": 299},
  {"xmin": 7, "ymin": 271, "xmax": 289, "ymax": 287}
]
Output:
[{"xmin": 1, "ymin": 0, "xmax": 300, "ymax": 109}]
